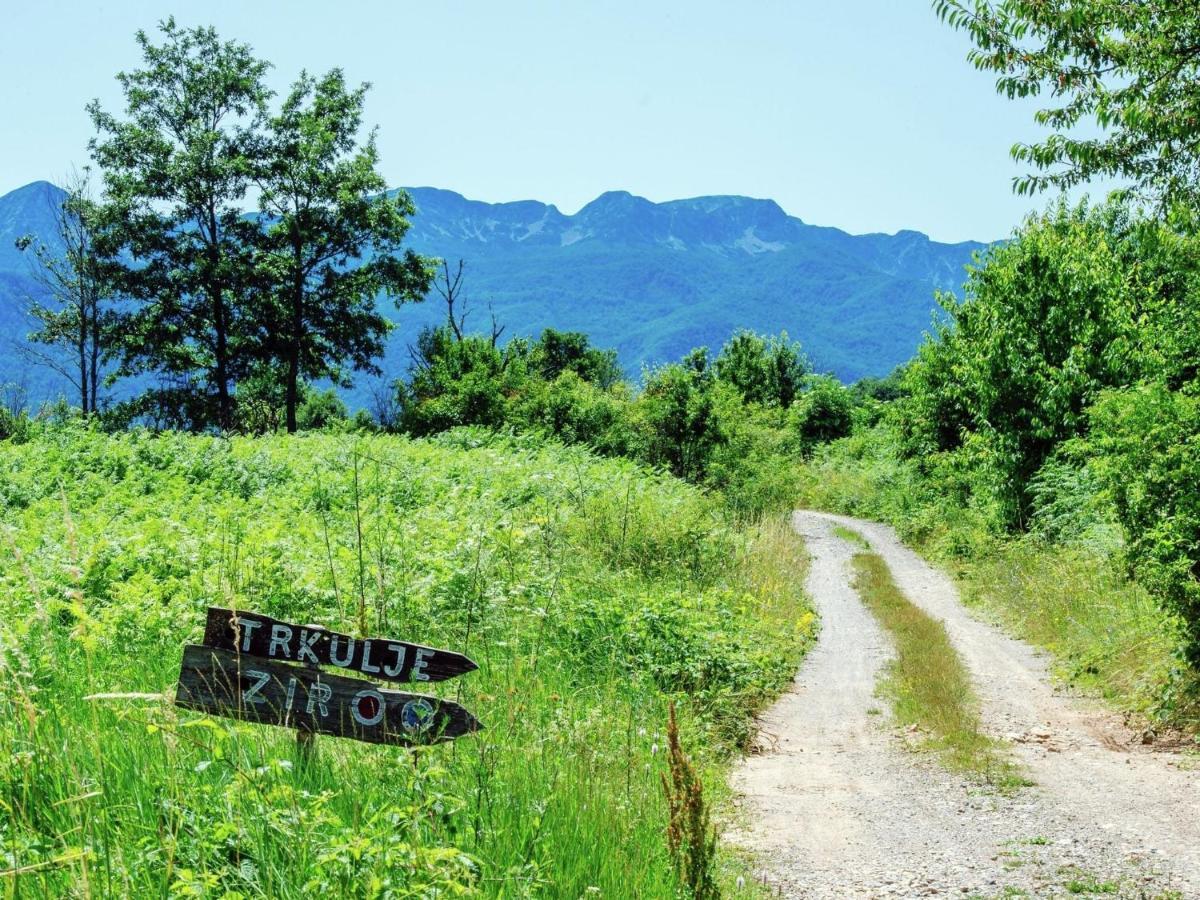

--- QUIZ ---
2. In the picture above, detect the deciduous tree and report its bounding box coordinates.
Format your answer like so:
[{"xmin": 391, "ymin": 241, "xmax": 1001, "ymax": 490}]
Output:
[
  {"xmin": 15, "ymin": 171, "xmax": 118, "ymax": 415},
  {"xmin": 935, "ymin": 0, "xmax": 1200, "ymax": 208},
  {"xmin": 256, "ymin": 69, "xmax": 432, "ymax": 432},
  {"xmin": 89, "ymin": 18, "xmax": 271, "ymax": 429}
]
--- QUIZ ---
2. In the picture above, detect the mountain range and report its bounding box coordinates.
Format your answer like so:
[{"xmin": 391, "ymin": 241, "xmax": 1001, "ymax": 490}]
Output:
[{"xmin": 0, "ymin": 180, "xmax": 988, "ymax": 406}]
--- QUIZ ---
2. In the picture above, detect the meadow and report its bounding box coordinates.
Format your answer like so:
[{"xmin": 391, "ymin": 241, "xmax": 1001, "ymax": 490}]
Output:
[{"xmin": 0, "ymin": 424, "xmax": 813, "ymax": 897}]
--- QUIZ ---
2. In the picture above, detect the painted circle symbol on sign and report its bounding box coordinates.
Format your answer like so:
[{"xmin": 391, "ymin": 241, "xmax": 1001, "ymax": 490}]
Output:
[
  {"xmin": 350, "ymin": 688, "xmax": 385, "ymax": 726},
  {"xmin": 401, "ymin": 698, "xmax": 435, "ymax": 733},
  {"xmin": 357, "ymin": 693, "xmax": 380, "ymax": 721}
]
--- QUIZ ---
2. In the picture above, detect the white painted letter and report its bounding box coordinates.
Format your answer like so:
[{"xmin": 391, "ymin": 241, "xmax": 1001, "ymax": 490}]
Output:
[
  {"xmin": 306, "ymin": 681, "xmax": 332, "ymax": 717},
  {"xmin": 351, "ymin": 688, "xmax": 385, "ymax": 726},
  {"xmin": 329, "ymin": 635, "xmax": 354, "ymax": 667},
  {"xmin": 411, "ymin": 647, "xmax": 433, "ymax": 681},
  {"xmin": 241, "ymin": 669, "xmax": 270, "ymax": 705},
  {"xmin": 238, "ymin": 617, "xmax": 263, "ymax": 652},
  {"xmin": 383, "ymin": 643, "xmax": 407, "ymax": 678},
  {"xmin": 284, "ymin": 676, "xmax": 298, "ymax": 711},
  {"xmin": 297, "ymin": 628, "xmax": 321, "ymax": 664},
  {"xmin": 361, "ymin": 640, "xmax": 381, "ymax": 674},
  {"xmin": 268, "ymin": 624, "xmax": 293, "ymax": 658}
]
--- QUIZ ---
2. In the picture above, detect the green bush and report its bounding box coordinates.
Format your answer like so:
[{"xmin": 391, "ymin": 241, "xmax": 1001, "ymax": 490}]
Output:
[
  {"xmin": 297, "ymin": 387, "xmax": 349, "ymax": 430},
  {"xmin": 900, "ymin": 201, "xmax": 1142, "ymax": 528},
  {"xmin": 530, "ymin": 327, "xmax": 623, "ymax": 389},
  {"xmin": 398, "ymin": 326, "xmax": 529, "ymax": 435},
  {"xmin": 1088, "ymin": 384, "xmax": 1200, "ymax": 664},
  {"xmin": 510, "ymin": 370, "xmax": 640, "ymax": 456},
  {"xmin": 637, "ymin": 356, "xmax": 725, "ymax": 482},
  {"xmin": 792, "ymin": 376, "xmax": 855, "ymax": 451},
  {"xmin": 714, "ymin": 329, "xmax": 808, "ymax": 408}
]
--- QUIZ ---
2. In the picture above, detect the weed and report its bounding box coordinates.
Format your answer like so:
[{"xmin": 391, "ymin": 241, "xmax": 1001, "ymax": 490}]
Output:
[
  {"xmin": 797, "ymin": 427, "xmax": 1200, "ymax": 734},
  {"xmin": 662, "ymin": 702, "xmax": 720, "ymax": 899},
  {"xmin": 0, "ymin": 426, "xmax": 813, "ymax": 896}
]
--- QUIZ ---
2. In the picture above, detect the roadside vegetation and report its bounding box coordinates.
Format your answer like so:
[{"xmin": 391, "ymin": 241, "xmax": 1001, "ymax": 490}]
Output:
[
  {"xmin": 0, "ymin": 424, "xmax": 813, "ymax": 896},
  {"xmin": 796, "ymin": 202, "xmax": 1200, "ymax": 735},
  {"xmin": 0, "ymin": 25, "xmax": 837, "ymax": 892},
  {"xmin": 9, "ymin": 3, "xmax": 1200, "ymax": 894},
  {"xmin": 0, "ymin": 26, "xmax": 838, "ymax": 891},
  {"xmin": 878, "ymin": 0, "xmax": 1200, "ymax": 740}
]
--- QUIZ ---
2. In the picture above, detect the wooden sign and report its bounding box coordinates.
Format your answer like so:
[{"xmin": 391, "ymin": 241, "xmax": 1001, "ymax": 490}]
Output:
[
  {"xmin": 202, "ymin": 607, "xmax": 477, "ymax": 684},
  {"xmin": 175, "ymin": 645, "xmax": 482, "ymax": 745}
]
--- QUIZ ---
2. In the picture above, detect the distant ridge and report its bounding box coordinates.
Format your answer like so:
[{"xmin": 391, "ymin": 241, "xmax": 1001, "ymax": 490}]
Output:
[{"xmin": 0, "ymin": 181, "xmax": 989, "ymax": 406}]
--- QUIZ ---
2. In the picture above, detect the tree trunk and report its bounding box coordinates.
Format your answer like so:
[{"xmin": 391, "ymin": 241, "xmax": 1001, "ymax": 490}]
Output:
[
  {"xmin": 208, "ymin": 204, "xmax": 232, "ymax": 431},
  {"xmin": 213, "ymin": 285, "xmax": 231, "ymax": 430},
  {"xmin": 285, "ymin": 354, "xmax": 299, "ymax": 434},
  {"xmin": 89, "ymin": 290, "xmax": 100, "ymax": 415},
  {"xmin": 78, "ymin": 311, "xmax": 88, "ymax": 415},
  {"xmin": 285, "ymin": 237, "xmax": 305, "ymax": 434}
]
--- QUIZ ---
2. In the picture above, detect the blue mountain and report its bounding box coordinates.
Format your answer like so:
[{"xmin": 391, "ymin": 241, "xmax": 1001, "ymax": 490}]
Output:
[
  {"xmin": 0, "ymin": 180, "xmax": 987, "ymax": 406},
  {"xmin": 392, "ymin": 187, "xmax": 984, "ymax": 383}
]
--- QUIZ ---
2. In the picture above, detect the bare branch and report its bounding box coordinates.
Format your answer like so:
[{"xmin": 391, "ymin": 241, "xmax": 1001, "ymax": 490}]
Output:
[{"xmin": 432, "ymin": 258, "xmax": 468, "ymax": 341}]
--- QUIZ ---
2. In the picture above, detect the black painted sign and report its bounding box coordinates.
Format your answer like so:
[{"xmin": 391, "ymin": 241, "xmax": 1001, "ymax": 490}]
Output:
[
  {"xmin": 175, "ymin": 645, "xmax": 482, "ymax": 745},
  {"xmin": 202, "ymin": 607, "xmax": 477, "ymax": 684}
]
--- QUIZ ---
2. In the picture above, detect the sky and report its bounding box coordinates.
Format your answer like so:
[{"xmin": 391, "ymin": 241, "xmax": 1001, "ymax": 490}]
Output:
[{"xmin": 0, "ymin": 0, "xmax": 1115, "ymax": 243}]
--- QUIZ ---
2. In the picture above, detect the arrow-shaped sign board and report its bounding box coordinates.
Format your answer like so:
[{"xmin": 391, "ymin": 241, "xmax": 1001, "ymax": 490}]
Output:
[
  {"xmin": 202, "ymin": 607, "xmax": 477, "ymax": 684},
  {"xmin": 175, "ymin": 645, "xmax": 482, "ymax": 746}
]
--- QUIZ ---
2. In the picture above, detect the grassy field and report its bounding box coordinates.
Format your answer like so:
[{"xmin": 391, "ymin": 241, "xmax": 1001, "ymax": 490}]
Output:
[{"xmin": 0, "ymin": 425, "xmax": 813, "ymax": 897}]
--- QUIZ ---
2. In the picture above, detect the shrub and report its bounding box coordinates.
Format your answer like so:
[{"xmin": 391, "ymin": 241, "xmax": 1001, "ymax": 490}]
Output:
[
  {"xmin": 530, "ymin": 327, "xmax": 622, "ymax": 388},
  {"xmin": 792, "ymin": 376, "xmax": 855, "ymax": 450},
  {"xmin": 637, "ymin": 357, "xmax": 725, "ymax": 481},
  {"xmin": 714, "ymin": 329, "xmax": 808, "ymax": 408},
  {"xmin": 1088, "ymin": 383, "xmax": 1200, "ymax": 664},
  {"xmin": 397, "ymin": 326, "xmax": 529, "ymax": 435},
  {"xmin": 510, "ymin": 371, "xmax": 639, "ymax": 456},
  {"xmin": 296, "ymin": 387, "xmax": 349, "ymax": 430},
  {"xmin": 901, "ymin": 201, "xmax": 1143, "ymax": 528}
]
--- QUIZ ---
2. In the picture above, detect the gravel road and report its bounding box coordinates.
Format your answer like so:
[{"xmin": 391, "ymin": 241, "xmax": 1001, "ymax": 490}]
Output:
[{"xmin": 728, "ymin": 510, "xmax": 1200, "ymax": 898}]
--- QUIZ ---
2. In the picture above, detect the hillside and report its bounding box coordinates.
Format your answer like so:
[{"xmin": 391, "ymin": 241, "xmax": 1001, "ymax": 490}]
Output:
[
  {"xmin": 0, "ymin": 181, "xmax": 986, "ymax": 405},
  {"xmin": 397, "ymin": 187, "xmax": 984, "ymax": 382}
]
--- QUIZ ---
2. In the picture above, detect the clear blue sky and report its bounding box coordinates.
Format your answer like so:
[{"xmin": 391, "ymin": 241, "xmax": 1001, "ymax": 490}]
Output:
[{"xmin": 0, "ymin": 0, "xmax": 1110, "ymax": 243}]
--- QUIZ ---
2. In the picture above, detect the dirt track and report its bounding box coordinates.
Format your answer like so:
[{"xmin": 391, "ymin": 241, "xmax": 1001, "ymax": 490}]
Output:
[{"xmin": 729, "ymin": 511, "xmax": 1200, "ymax": 898}]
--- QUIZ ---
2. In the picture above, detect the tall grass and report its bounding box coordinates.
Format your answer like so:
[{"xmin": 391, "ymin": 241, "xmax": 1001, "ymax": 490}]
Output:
[
  {"xmin": 0, "ymin": 424, "xmax": 815, "ymax": 896},
  {"xmin": 956, "ymin": 544, "xmax": 1194, "ymax": 726}
]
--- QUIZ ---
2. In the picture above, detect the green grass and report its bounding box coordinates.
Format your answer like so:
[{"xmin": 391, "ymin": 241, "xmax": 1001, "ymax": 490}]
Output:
[
  {"xmin": 954, "ymin": 543, "xmax": 1192, "ymax": 726},
  {"xmin": 849, "ymin": 550, "xmax": 1021, "ymax": 786},
  {"xmin": 831, "ymin": 524, "xmax": 869, "ymax": 548},
  {"xmin": 0, "ymin": 424, "xmax": 814, "ymax": 896}
]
